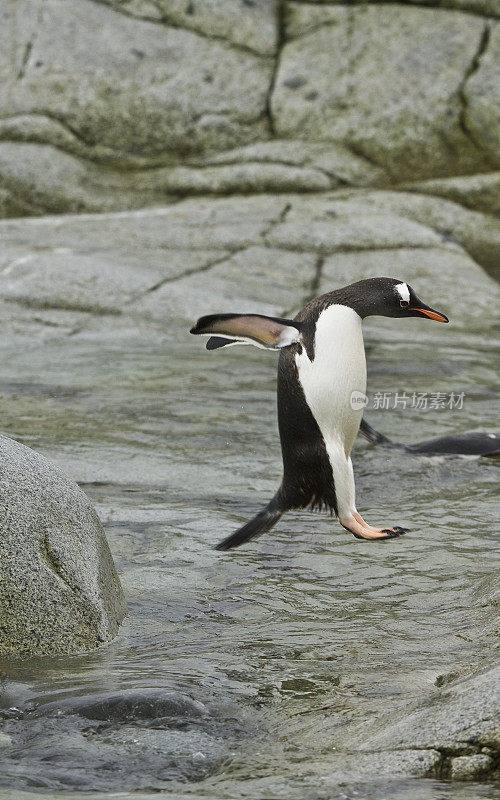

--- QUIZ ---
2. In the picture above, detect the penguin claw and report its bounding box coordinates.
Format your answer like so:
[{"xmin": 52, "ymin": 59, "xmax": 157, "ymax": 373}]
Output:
[{"xmin": 381, "ymin": 526, "xmax": 408, "ymax": 538}]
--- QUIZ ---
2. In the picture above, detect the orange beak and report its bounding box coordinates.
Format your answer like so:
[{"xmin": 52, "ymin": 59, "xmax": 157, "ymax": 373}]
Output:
[{"xmin": 410, "ymin": 307, "xmax": 449, "ymax": 323}]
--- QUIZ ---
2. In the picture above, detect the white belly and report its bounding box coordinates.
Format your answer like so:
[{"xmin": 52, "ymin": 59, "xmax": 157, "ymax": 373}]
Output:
[{"xmin": 295, "ymin": 304, "xmax": 366, "ymax": 458}]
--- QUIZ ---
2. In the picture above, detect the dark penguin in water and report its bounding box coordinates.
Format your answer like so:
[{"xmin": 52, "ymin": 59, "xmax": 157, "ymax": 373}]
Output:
[
  {"xmin": 190, "ymin": 277, "xmax": 449, "ymax": 549},
  {"xmin": 359, "ymin": 418, "xmax": 500, "ymax": 457}
]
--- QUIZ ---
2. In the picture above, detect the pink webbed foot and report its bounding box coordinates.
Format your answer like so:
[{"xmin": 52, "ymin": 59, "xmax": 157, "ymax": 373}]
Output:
[{"xmin": 340, "ymin": 512, "xmax": 408, "ymax": 541}]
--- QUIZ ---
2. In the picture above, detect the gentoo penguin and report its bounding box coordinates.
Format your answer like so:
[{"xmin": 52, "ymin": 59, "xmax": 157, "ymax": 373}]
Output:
[
  {"xmin": 190, "ymin": 277, "xmax": 449, "ymax": 550},
  {"xmin": 359, "ymin": 418, "xmax": 499, "ymax": 457}
]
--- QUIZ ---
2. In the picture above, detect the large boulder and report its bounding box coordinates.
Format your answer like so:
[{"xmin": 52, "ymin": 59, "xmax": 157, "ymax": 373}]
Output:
[
  {"xmin": 0, "ymin": 1, "xmax": 499, "ymax": 214},
  {"xmin": 275, "ymin": 4, "xmax": 498, "ymax": 181},
  {"xmin": 1, "ymin": 0, "xmax": 272, "ymax": 158},
  {"xmin": 465, "ymin": 19, "xmax": 500, "ymax": 161},
  {"xmin": 0, "ymin": 435, "xmax": 126, "ymax": 656}
]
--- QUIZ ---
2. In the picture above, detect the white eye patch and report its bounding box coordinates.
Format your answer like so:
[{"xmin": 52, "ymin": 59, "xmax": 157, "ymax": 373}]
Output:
[{"xmin": 395, "ymin": 282, "xmax": 410, "ymax": 303}]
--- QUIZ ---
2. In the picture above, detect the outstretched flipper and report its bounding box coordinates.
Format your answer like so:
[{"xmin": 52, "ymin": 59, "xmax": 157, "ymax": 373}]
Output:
[{"xmin": 190, "ymin": 313, "xmax": 303, "ymax": 351}]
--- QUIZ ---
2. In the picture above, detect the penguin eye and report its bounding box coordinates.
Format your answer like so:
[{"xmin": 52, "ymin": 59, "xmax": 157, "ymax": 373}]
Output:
[{"xmin": 400, "ymin": 299, "xmax": 409, "ymax": 308}]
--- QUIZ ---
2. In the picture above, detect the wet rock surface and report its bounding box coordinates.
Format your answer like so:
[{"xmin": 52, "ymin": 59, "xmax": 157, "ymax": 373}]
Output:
[
  {"xmin": 0, "ymin": 688, "xmax": 239, "ymax": 790},
  {"xmin": 340, "ymin": 664, "xmax": 500, "ymax": 781},
  {"xmin": 0, "ymin": 435, "xmax": 126, "ymax": 657},
  {"xmin": 33, "ymin": 688, "xmax": 208, "ymax": 722}
]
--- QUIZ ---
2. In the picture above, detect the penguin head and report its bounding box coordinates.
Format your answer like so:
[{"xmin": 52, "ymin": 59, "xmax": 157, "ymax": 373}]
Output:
[{"xmin": 354, "ymin": 277, "xmax": 449, "ymax": 323}]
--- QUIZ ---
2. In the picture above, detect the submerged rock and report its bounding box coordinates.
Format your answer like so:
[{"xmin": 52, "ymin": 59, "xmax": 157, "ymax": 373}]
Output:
[
  {"xmin": 34, "ymin": 689, "xmax": 207, "ymax": 723},
  {"xmin": 0, "ymin": 435, "xmax": 126, "ymax": 656},
  {"xmin": 0, "ymin": 689, "xmax": 239, "ymax": 791}
]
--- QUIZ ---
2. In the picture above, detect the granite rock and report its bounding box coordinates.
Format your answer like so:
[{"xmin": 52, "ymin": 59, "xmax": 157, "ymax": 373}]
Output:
[
  {"xmin": 274, "ymin": 5, "xmax": 497, "ymax": 181},
  {"xmin": 0, "ymin": 435, "xmax": 126, "ymax": 656},
  {"xmin": 0, "ymin": 1, "xmax": 499, "ymax": 214},
  {"xmin": 2, "ymin": 0, "xmax": 271, "ymax": 159}
]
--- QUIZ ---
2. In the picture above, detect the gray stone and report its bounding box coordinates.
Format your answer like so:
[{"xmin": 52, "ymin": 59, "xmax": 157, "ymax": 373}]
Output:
[
  {"xmin": 0, "ymin": 114, "xmax": 120, "ymax": 165},
  {"xmin": 0, "ymin": 1, "xmax": 499, "ymax": 217},
  {"xmin": 131, "ymin": 245, "xmax": 318, "ymax": 323},
  {"xmin": 0, "ymin": 248, "xmax": 229, "ymax": 315},
  {"xmin": 285, "ymin": 188, "xmax": 500, "ymax": 275},
  {"xmin": 98, "ymin": 0, "xmax": 278, "ymax": 55},
  {"xmin": 0, "ymin": 195, "xmax": 286, "ymax": 252},
  {"xmin": 0, "ymin": 143, "xmax": 126, "ymax": 217},
  {"xmin": 0, "ymin": 142, "xmax": 187, "ymax": 216},
  {"xmin": 365, "ymin": 190, "xmax": 500, "ymax": 277},
  {"xmin": 0, "ymin": 435, "xmax": 126, "ymax": 656},
  {"xmin": 148, "ymin": 162, "xmax": 333, "ymax": 195},
  {"xmin": 404, "ymin": 171, "xmax": 500, "ymax": 216},
  {"xmin": 285, "ymin": 2, "xmax": 351, "ymax": 41},
  {"xmin": 0, "ymin": 140, "xmax": 384, "ymax": 217},
  {"xmin": 450, "ymin": 753, "xmax": 493, "ymax": 780},
  {"xmin": 351, "ymin": 665, "xmax": 500, "ymax": 779},
  {"xmin": 287, "ymin": 0, "xmax": 499, "ymax": 19},
  {"xmin": 2, "ymin": 0, "xmax": 271, "ymax": 159},
  {"xmin": 325, "ymin": 748, "xmax": 442, "ymax": 779},
  {"xmin": 274, "ymin": 5, "xmax": 497, "ymax": 180},
  {"xmin": 198, "ymin": 140, "xmax": 386, "ymax": 185},
  {"xmin": 34, "ymin": 689, "xmax": 207, "ymax": 723},
  {"xmin": 0, "ymin": 733, "xmax": 12, "ymax": 747},
  {"xmin": 265, "ymin": 214, "xmax": 441, "ymax": 253},
  {"xmin": 0, "ymin": 105, "xmax": 388, "ymax": 215},
  {"xmin": 464, "ymin": 21, "xmax": 500, "ymax": 164},
  {"xmin": 408, "ymin": 0, "xmax": 499, "ymax": 14}
]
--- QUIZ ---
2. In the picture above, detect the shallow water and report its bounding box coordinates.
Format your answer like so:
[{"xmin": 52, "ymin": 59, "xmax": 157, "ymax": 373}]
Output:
[
  {"xmin": 0, "ymin": 209, "xmax": 498, "ymax": 798},
  {"xmin": 0, "ymin": 322, "xmax": 498, "ymax": 798}
]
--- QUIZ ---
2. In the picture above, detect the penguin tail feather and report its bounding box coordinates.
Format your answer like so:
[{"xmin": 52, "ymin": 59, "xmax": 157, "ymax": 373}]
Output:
[
  {"xmin": 215, "ymin": 496, "xmax": 284, "ymax": 551},
  {"xmin": 359, "ymin": 417, "xmax": 395, "ymax": 447}
]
